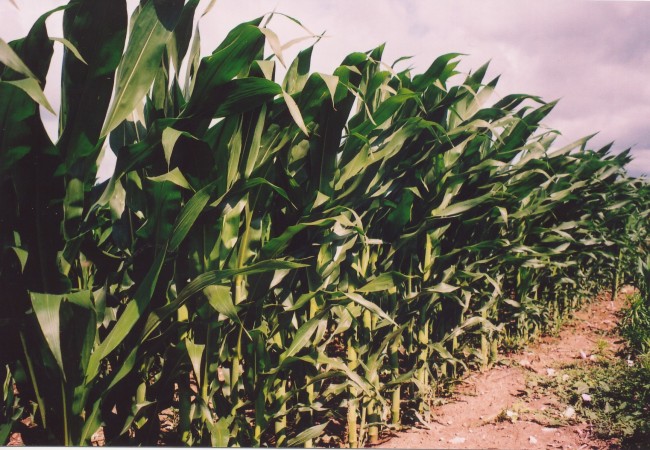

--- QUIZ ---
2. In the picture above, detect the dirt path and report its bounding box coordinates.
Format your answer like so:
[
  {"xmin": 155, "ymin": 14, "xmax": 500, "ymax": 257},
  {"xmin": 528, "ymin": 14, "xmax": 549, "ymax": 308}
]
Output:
[{"xmin": 376, "ymin": 287, "xmax": 634, "ymax": 450}]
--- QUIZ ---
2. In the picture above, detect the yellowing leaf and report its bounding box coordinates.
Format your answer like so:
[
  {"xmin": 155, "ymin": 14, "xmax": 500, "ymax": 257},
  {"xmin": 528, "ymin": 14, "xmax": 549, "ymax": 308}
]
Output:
[
  {"xmin": 282, "ymin": 90, "xmax": 309, "ymax": 136},
  {"xmin": 4, "ymin": 78, "xmax": 55, "ymax": 114}
]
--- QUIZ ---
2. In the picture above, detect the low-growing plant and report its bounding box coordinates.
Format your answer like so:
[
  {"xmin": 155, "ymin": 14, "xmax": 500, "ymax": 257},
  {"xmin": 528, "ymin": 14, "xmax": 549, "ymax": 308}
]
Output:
[
  {"xmin": 524, "ymin": 295, "xmax": 650, "ymax": 448},
  {"xmin": 549, "ymin": 360, "xmax": 650, "ymax": 446},
  {"xmin": 620, "ymin": 294, "xmax": 650, "ymax": 355}
]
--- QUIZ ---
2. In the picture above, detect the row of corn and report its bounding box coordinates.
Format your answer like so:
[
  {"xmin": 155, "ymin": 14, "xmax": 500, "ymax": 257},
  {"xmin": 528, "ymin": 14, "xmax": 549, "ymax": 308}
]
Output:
[{"xmin": 1, "ymin": 0, "xmax": 648, "ymax": 446}]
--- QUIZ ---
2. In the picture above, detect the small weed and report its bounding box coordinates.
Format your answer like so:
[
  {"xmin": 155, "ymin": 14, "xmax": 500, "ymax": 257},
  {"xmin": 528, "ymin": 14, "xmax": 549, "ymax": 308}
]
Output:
[
  {"xmin": 560, "ymin": 360, "xmax": 648, "ymax": 445},
  {"xmin": 516, "ymin": 298, "xmax": 650, "ymax": 447},
  {"xmin": 522, "ymin": 294, "xmax": 650, "ymax": 447},
  {"xmin": 595, "ymin": 339, "xmax": 609, "ymax": 355},
  {"xmin": 547, "ymin": 314, "xmax": 571, "ymax": 338},
  {"xmin": 619, "ymin": 294, "xmax": 650, "ymax": 355},
  {"xmin": 487, "ymin": 402, "xmax": 528, "ymax": 424},
  {"xmin": 495, "ymin": 407, "xmax": 519, "ymax": 423}
]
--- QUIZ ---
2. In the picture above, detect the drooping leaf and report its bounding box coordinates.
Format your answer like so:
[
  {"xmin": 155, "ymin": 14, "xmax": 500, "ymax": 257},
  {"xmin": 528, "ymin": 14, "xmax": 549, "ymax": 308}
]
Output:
[
  {"xmin": 2, "ymin": 79, "xmax": 54, "ymax": 114},
  {"xmin": 0, "ymin": 38, "xmax": 38, "ymax": 79},
  {"xmin": 282, "ymin": 90, "xmax": 309, "ymax": 136},
  {"xmin": 357, "ymin": 272, "xmax": 409, "ymax": 293},
  {"xmin": 279, "ymin": 311, "xmax": 326, "ymax": 364},
  {"xmin": 287, "ymin": 421, "xmax": 329, "ymax": 447}
]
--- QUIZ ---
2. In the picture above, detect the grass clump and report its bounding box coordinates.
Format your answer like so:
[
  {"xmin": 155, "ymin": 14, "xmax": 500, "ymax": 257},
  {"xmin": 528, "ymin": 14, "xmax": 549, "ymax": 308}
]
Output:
[
  {"xmin": 532, "ymin": 294, "xmax": 650, "ymax": 447},
  {"xmin": 555, "ymin": 358, "xmax": 649, "ymax": 446},
  {"xmin": 620, "ymin": 294, "xmax": 650, "ymax": 355}
]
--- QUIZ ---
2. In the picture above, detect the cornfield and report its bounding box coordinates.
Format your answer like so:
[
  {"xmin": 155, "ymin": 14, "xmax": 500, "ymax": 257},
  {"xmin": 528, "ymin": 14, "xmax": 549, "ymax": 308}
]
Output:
[{"xmin": 1, "ymin": 1, "xmax": 648, "ymax": 446}]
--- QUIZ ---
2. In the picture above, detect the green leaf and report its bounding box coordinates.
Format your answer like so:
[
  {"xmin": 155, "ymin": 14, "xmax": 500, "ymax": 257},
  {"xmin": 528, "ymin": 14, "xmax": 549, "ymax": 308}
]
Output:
[
  {"xmin": 59, "ymin": 0, "xmax": 127, "ymax": 152},
  {"xmin": 287, "ymin": 421, "xmax": 329, "ymax": 446},
  {"xmin": 212, "ymin": 78, "xmax": 282, "ymax": 117},
  {"xmin": 100, "ymin": 0, "xmax": 183, "ymax": 137},
  {"xmin": 78, "ymin": 399, "xmax": 102, "ymax": 445},
  {"xmin": 9, "ymin": 247, "xmax": 28, "ymax": 273},
  {"xmin": 105, "ymin": 346, "xmax": 139, "ymax": 391},
  {"xmin": 317, "ymin": 73, "xmax": 339, "ymax": 107},
  {"xmin": 203, "ymin": 285, "xmax": 239, "ymax": 323},
  {"xmin": 283, "ymin": 44, "xmax": 313, "ymax": 94},
  {"xmin": 119, "ymin": 401, "xmax": 156, "ymax": 436},
  {"xmin": 210, "ymin": 415, "xmax": 233, "ymax": 447},
  {"xmin": 169, "ymin": 180, "xmax": 218, "ymax": 252},
  {"xmin": 357, "ymin": 272, "xmax": 408, "ymax": 293},
  {"xmin": 87, "ymin": 243, "xmax": 169, "ymax": 379},
  {"xmin": 279, "ymin": 311, "xmax": 326, "ymax": 365},
  {"xmin": 161, "ymin": 127, "xmax": 188, "ymax": 167},
  {"xmin": 3, "ymin": 78, "xmax": 54, "ymax": 114},
  {"xmin": 0, "ymin": 38, "xmax": 38, "ymax": 79},
  {"xmin": 147, "ymin": 167, "xmax": 193, "ymax": 190},
  {"xmin": 429, "ymin": 282, "xmax": 458, "ymax": 294},
  {"xmin": 261, "ymin": 217, "xmax": 339, "ymax": 259},
  {"xmin": 50, "ymin": 37, "xmax": 87, "ymax": 65},
  {"xmin": 186, "ymin": 22, "xmax": 264, "ymax": 112},
  {"xmin": 168, "ymin": 0, "xmax": 200, "ymax": 73},
  {"xmin": 30, "ymin": 293, "xmax": 65, "ymax": 377},
  {"xmin": 342, "ymin": 292, "xmax": 396, "ymax": 325},
  {"xmin": 142, "ymin": 260, "xmax": 308, "ymax": 340},
  {"xmin": 185, "ymin": 339, "xmax": 205, "ymax": 387},
  {"xmin": 430, "ymin": 191, "xmax": 494, "ymax": 218}
]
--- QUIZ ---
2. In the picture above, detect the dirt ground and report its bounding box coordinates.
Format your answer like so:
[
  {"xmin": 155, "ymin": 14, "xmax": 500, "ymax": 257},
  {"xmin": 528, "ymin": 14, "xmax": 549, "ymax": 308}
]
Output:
[{"xmin": 375, "ymin": 287, "xmax": 634, "ymax": 450}]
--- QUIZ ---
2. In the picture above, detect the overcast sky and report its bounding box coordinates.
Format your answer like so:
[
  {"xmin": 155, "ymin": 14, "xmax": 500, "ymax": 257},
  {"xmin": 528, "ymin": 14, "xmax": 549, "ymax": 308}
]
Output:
[{"xmin": 2, "ymin": 0, "xmax": 649, "ymax": 177}]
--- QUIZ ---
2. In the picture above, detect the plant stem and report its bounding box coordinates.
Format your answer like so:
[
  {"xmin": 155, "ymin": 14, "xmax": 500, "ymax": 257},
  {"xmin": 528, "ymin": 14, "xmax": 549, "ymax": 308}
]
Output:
[{"xmin": 19, "ymin": 331, "xmax": 47, "ymax": 430}]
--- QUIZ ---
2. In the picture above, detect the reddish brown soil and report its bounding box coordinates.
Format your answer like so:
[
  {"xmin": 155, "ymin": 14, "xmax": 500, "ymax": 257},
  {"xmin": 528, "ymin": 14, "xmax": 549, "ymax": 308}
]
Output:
[{"xmin": 375, "ymin": 287, "xmax": 633, "ymax": 450}]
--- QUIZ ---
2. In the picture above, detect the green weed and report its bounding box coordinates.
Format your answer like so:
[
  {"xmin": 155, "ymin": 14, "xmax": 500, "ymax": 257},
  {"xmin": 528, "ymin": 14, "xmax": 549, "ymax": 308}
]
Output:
[{"xmin": 620, "ymin": 294, "xmax": 650, "ymax": 355}]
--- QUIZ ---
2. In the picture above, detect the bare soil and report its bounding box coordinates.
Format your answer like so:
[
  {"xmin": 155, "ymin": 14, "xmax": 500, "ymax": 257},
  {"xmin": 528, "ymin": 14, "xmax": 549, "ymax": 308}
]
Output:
[{"xmin": 375, "ymin": 287, "xmax": 634, "ymax": 450}]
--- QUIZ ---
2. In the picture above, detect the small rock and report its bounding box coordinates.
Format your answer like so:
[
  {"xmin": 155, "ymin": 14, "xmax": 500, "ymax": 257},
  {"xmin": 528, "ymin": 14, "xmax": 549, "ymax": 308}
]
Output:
[
  {"xmin": 627, "ymin": 359, "xmax": 634, "ymax": 367},
  {"xmin": 542, "ymin": 427, "xmax": 556, "ymax": 433},
  {"xmin": 520, "ymin": 359, "xmax": 531, "ymax": 367},
  {"xmin": 579, "ymin": 350, "xmax": 588, "ymax": 359},
  {"xmin": 563, "ymin": 406, "xmax": 576, "ymax": 418},
  {"xmin": 439, "ymin": 437, "xmax": 444, "ymax": 441},
  {"xmin": 447, "ymin": 419, "xmax": 453, "ymax": 425},
  {"xmin": 582, "ymin": 393, "xmax": 592, "ymax": 402},
  {"xmin": 529, "ymin": 435, "xmax": 538, "ymax": 444},
  {"xmin": 562, "ymin": 374, "xmax": 570, "ymax": 382},
  {"xmin": 449, "ymin": 437, "xmax": 466, "ymax": 444},
  {"xmin": 590, "ymin": 354, "xmax": 598, "ymax": 362},
  {"xmin": 546, "ymin": 368, "xmax": 556, "ymax": 376}
]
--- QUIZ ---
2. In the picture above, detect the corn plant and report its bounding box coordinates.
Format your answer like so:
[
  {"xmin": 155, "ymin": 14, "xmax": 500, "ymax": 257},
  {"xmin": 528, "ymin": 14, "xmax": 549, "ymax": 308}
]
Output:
[{"xmin": 1, "ymin": 0, "xmax": 648, "ymax": 446}]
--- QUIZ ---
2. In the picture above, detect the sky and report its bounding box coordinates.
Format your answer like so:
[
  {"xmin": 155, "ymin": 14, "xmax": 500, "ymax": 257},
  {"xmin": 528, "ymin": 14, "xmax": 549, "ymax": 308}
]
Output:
[{"xmin": 2, "ymin": 0, "xmax": 649, "ymax": 178}]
